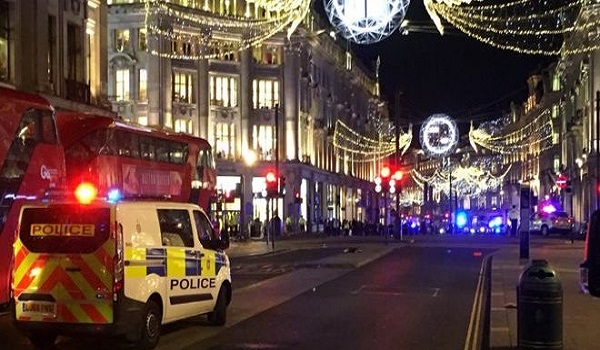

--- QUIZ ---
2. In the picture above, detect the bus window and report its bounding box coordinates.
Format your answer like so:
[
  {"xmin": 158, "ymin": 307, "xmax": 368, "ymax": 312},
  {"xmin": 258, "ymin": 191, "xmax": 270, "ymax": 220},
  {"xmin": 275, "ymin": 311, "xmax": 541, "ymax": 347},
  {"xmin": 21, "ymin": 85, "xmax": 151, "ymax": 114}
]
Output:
[
  {"xmin": 156, "ymin": 139, "xmax": 169, "ymax": 163},
  {"xmin": 40, "ymin": 110, "xmax": 58, "ymax": 144},
  {"xmin": 18, "ymin": 110, "xmax": 41, "ymax": 144},
  {"xmin": 169, "ymin": 142, "xmax": 187, "ymax": 164},
  {"xmin": 99, "ymin": 129, "xmax": 117, "ymax": 155},
  {"xmin": 140, "ymin": 136, "xmax": 156, "ymax": 160},
  {"xmin": 116, "ymin": 130, "xmax": 139, "ymax": 158}
]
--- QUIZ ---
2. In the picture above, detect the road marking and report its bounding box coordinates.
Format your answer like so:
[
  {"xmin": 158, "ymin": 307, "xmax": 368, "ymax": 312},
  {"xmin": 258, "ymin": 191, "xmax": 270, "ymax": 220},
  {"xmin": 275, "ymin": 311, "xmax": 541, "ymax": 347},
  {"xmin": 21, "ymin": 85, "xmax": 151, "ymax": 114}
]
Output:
[
  {"xmin": 464, "ymin": 254, "xmax": 491, "ymax": 350},
  {"xmin": 350, "ymin": 285, "xmax": 366, "ymax": 295}
]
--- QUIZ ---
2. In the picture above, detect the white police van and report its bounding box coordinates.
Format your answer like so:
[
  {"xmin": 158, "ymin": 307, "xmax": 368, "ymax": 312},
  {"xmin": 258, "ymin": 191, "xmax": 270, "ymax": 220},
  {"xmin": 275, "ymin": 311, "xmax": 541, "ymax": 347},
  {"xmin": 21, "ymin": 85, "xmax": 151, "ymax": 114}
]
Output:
[{"xmin": 12, "ymin": 183, "xmax": 231, "ymax": 349}]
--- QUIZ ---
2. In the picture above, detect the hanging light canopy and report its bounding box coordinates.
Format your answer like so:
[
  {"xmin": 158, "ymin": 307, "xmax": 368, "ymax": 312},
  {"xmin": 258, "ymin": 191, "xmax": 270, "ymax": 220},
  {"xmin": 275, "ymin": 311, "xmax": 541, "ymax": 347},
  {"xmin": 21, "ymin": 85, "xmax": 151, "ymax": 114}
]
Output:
[{"xmin": 324, "ymin": 0, "xmax": 411, "ymax": 44}]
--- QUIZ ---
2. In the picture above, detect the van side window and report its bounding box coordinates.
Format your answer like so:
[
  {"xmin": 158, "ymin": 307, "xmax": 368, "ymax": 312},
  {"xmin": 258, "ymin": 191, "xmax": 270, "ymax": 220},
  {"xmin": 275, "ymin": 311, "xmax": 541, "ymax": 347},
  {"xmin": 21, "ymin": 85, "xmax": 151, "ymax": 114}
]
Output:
[
  {"xmin": 194, "ymin": 210, "xmax": 217, "ymax": 248},
  {"xmin": 157, "ymin": 209, "xmax": 194, "ymax": 247}
]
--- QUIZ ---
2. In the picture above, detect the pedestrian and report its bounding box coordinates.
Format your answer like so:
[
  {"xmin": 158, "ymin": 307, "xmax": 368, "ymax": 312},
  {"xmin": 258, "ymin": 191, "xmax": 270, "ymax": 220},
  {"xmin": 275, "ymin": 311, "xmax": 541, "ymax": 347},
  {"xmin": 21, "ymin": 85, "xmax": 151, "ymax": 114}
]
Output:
[{"xmin": 509, "ymin": 205, "xmax": 519, "ymax": 237}]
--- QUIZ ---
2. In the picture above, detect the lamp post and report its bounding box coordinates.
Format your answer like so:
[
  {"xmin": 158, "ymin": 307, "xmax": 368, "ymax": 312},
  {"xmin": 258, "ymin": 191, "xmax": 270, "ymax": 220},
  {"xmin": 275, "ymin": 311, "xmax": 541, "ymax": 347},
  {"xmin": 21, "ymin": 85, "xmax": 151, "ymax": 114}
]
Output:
[{"xmin": 241, "ymin": 150, "xmax": 257, "ymax": 239}]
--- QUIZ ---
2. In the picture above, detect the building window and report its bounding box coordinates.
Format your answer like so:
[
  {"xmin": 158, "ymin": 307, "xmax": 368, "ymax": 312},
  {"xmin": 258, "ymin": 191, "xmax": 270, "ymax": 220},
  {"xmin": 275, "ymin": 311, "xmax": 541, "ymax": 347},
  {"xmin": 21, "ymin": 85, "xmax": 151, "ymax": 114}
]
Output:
[
  {"xmin": 251, "ymin": 45, "xmax": 281, "ymax": 64},
  {"xmin": 252, "ymin": 79, "xmax": 279, "ymax": 108},
  {"xmin": 210, "ymin": 75, "xmax": 238, "ymax": 107},
  {"xmin": 172, "ymin": 72, "xmax": 194, "ymax": 103},
  {"xmin": 0, "ymin": 0, "xmax": 9, "ymax": 83},
  {"xmin": 116, "ymin": 69, "xmax": 130, "ymax": 101},
  {"xmin": 67, "ymin": 23, "xmax": 82, "ymax": 80},
  {"xmin": 215, "ymin": 122, "xmax": 235, "ymax": 159},
  {"xmin": 174, "ymin": 119, "xmax": 192, "ymax": 134},
  {"xmin": 552, "ymin": 104, "xmax": 559, "ymax": 119},
  {"xmin": 252, "ymin": 124, "xmax": 274, "ymax": 160},
  {"xmin": 138, "ymin": 27, "xmax": 147, "ymax": 51},
  {"xmin": 552, "ymin": 73, "xmax": 561, "ymax": 92},
  {"xmin": 138, "ymin": 68, "xmax": 147, "ymax": 101},
  {"xmin": 114, "ymin": 29, "xmax": 130, "ymax": 52}
]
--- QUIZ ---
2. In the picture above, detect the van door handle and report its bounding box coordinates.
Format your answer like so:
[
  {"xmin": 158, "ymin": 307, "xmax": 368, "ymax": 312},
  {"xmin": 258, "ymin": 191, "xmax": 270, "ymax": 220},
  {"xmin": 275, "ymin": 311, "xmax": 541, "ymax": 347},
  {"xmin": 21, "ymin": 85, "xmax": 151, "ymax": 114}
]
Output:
[{"xmin": 65, "ymin": 267, "xmax": 81, "ymax": 272}]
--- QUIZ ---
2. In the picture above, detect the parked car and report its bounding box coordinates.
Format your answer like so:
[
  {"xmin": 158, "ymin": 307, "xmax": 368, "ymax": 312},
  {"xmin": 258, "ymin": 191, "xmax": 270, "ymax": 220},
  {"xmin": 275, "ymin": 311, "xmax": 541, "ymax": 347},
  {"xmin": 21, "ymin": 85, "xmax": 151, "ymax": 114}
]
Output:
[{"xmin": 530, "ymin": 211, "xmax": 575, "ymax": 236}]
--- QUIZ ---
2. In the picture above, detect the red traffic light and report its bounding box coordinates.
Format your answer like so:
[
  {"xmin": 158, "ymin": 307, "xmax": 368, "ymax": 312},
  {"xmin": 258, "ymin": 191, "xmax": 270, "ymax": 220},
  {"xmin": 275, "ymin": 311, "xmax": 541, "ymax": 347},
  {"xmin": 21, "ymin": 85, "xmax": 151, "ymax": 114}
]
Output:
[
  {"xmin": 266, "ymin": 171, "xmax": 277, "ymax": 183},
  {"xmin": 393, "ymin": 170, "xmax": 403, "ymax": 181},
  {"xmin": 380, "ymin": 166, "xmax": 391, "ymax": 178}
]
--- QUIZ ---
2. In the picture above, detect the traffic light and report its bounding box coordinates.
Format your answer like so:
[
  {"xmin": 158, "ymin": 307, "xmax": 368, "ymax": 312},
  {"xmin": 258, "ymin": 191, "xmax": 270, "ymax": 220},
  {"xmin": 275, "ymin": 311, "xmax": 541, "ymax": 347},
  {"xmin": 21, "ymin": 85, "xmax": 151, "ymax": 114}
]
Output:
[
  {"xmin": 294, "ymin": 190, "xmax": 303, "ymax": 204},
  {"xmin": 265, "ymin": 171, "xmax": 278, "ymax": 198},
  {"xmin": 374, "ymin": 167, "xmax": 403, "ymax": 194},
  {"xmin": 380, "ymin": 166, "xmax": 391, "ymax": 193},
  {"xmin": 280, "ymin": 176, "xmax": 286, "ymax": 195}
]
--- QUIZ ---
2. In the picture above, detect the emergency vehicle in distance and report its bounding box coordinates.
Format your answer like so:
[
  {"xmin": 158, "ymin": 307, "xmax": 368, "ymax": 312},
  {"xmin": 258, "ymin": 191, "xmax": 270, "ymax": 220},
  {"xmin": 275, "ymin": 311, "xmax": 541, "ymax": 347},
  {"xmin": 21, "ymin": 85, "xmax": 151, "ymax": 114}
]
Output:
[
  {"xmin": 56, "ymin": 112, "xmax": 217, "ymax": 212},
  {"xmin": 0, "ymin": 87, "xmax": 65, "ymax": 311},
  {"xmin": 12, "ymin": 182, "xmax": 231, "ymax": 349}
]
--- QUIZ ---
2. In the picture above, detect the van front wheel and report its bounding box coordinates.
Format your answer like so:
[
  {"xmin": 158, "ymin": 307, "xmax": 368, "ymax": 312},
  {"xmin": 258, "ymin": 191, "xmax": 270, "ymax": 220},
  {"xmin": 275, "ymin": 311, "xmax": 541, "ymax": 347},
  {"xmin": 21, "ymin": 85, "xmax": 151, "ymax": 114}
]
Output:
[
  {"xmin": 139, "ymin": 300, "xmax": 161, "ymax": 349},
  {"xmin": 208, "ymin": 287, "xmax": 228, "ymax": 326}
]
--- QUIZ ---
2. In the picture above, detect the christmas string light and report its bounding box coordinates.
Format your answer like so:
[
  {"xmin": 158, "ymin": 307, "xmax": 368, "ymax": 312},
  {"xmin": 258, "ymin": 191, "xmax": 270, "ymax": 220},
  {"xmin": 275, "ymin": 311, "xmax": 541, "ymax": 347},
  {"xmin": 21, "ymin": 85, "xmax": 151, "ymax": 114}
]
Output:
[
  {"xmin": 144, "ymin": 0, "xmax": 310, "ymax": 59},
  {"xmin": 424, "ymin": 0, "xmax": 600, "ymax": 55},
  {"xmin": 469, "ymin": 109, "xmax": 555, "ymax": 155},
  {"xmin": 332, "ymin": 120, "xmax": 412, "ymax": 162}
]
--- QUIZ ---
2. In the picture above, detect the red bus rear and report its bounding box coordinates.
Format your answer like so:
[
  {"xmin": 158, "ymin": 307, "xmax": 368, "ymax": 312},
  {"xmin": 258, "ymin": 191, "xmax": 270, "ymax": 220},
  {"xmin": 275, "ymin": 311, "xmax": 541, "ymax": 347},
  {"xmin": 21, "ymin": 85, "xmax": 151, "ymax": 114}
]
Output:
[
  {"xmin": 0, "ymin": 87, "xmax": 65, "ymax": 308},
  {"xmin": 56, "ymin": 112, "xmax": 216, "ymax": 211}
]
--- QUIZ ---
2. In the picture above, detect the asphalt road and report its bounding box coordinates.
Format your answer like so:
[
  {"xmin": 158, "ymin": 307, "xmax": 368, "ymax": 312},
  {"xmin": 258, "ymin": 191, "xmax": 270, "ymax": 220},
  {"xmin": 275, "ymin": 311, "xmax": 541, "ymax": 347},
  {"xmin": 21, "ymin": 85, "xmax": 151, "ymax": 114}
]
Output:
[
  {"xmin": 0, "ymin": 241, "xmax": 496, "ymax": 350},
  {"xmin": 180, "ymin": 246, "xmax": 496, "ymax": 350}
]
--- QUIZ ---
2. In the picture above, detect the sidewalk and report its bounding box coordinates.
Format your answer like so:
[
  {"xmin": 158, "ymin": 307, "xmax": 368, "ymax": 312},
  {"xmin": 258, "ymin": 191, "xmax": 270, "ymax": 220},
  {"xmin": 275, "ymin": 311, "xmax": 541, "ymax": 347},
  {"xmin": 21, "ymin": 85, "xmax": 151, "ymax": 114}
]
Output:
[{"xmin": 490, "ymin": 239, "xmax": 600, "ymax": 350}]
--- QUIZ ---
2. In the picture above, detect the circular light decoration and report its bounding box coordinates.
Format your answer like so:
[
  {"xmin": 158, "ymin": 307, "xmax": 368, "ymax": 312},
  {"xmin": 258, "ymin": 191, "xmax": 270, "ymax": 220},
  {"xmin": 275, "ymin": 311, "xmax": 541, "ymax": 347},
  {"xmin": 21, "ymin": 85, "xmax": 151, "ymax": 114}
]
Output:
[
  {"xmin": 324, "ymin": 0, "xmax": 411, "ymax": 44},
  {"xmin": 419, "ymin": 114, "xmax": 459, "ymax": 157}
]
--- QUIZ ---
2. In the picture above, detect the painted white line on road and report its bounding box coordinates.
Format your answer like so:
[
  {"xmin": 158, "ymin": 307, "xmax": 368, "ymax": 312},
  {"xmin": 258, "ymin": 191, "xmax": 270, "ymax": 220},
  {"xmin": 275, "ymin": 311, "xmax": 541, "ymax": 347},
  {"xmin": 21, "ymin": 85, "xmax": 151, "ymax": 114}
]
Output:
[{"xmin": 350, "ymin": 285, "xmax": 366, "ymax": 295}]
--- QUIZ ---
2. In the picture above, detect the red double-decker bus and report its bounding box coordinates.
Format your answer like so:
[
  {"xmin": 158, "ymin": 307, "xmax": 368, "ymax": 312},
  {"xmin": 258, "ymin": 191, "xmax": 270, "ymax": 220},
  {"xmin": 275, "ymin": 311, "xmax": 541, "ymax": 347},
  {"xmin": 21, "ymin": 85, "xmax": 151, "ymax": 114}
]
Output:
[
  {"xmin": 56, "ymin": 112, "xmax": 217, "ymax": 211},
  {"xmin": 0, "ymin": 87, "xmax": 65, "ymax": 309}
]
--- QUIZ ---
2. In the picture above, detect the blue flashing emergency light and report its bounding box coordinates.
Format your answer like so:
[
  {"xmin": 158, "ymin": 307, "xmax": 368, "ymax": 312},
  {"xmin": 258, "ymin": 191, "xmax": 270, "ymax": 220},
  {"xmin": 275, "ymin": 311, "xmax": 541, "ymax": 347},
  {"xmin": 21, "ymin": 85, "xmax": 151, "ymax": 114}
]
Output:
[
  {"xmin": 456, "ymin": 211, "xmax": 468, "ymax": 229},
  {"xmin": 488, "ymin": 217, "xmax": 503, "ymax": 229},
  {"xmin": 107, "ymin": 188, "xmax": 122, "ymax": 203}
]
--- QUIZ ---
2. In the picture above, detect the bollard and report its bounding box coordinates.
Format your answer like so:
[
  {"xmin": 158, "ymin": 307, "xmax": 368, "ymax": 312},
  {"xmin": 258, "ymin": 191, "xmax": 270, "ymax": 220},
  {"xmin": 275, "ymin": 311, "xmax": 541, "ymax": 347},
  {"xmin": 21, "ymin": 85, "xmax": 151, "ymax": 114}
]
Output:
[{"xmin": 517, "ymin": 259, "xmax": 562, "ymax": 350}]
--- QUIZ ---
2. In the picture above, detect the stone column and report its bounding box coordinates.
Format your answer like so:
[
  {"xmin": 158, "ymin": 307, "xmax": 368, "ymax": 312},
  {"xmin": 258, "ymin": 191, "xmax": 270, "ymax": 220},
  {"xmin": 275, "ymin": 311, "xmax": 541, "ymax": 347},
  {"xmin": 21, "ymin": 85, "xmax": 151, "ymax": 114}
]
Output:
[
  {"xmin": 240, "ymin": 48, "xmax": 252, "ymax": 157},
  {"xmin": 197, "ymin": 57, "xmax": 209, "ymax": 138},
  {"xmin": 147, "ymin": 33, "xmax": 161, "ymax": 126},
  {"xmin": 283, "ymin": 45, "xmax": 300, "ymax": 160}
]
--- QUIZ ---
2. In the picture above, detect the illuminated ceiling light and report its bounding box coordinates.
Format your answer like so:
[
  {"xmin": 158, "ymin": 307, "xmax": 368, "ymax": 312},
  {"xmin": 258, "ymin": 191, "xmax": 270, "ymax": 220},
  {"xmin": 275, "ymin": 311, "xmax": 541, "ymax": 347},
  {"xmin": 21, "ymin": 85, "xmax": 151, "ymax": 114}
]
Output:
[
  {"xmin": 419, "ymin": 114, "xmax": 459, "ymax": 157},
  {"xmin": 324, "ymin": 0, "xmax": 411, "ymax": 44}
]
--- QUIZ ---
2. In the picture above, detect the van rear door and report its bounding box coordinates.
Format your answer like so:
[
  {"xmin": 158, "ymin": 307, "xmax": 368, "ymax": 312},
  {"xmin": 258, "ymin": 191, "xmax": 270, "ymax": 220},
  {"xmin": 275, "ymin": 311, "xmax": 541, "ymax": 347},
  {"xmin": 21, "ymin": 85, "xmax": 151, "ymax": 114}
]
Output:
[{"xmin": 13, "ymin": 204, "xmax": 115, "ymax": 324}]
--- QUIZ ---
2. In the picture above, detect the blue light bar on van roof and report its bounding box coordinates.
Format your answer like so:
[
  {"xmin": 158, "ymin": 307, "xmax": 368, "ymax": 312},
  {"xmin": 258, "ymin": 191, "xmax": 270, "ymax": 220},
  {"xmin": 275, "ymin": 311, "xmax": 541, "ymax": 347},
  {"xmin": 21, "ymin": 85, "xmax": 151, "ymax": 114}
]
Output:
[{"xmin": 107, "ymin": 188, "xmax": 122, "ymax": 203}]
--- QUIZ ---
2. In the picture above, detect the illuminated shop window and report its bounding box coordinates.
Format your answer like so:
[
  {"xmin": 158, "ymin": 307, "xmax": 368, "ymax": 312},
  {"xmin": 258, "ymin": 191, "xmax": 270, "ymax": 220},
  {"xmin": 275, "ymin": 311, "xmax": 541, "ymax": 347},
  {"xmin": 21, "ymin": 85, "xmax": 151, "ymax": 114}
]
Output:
[
  {"xmin": 138, "ymin": 69, "xmax": 147, "ymax": 101},
  {"xmin": 252, "ymin": 124, "xmax": 274, "ymax": 160},
  {"xmin": 210, "ymin": 75, "xmax": 238, "ymax": 107},
  {"xmin": 115, "ymin": 69, "xmax": 130, "ymax": 101},
  {"xmin": 114, "ymin": 29, "xmax": 130, "ymax": 52},
  {"xmin": 138, "ymin": 27, "xmax": 147, "ymax": 51},
  {"xmin": 173, "ymin": 72, "xmax": 195, "ymax": 103},
  {"xmin": 252, "ymin": 79, "xmax": 279, "ymax": 108},
  {"xmin": 215, "ymin": 122, "xmax": 235, "ymax": 159},
  {"xmin": 174, "ymin": 119, "xmax": 192, "ymax": 134}
]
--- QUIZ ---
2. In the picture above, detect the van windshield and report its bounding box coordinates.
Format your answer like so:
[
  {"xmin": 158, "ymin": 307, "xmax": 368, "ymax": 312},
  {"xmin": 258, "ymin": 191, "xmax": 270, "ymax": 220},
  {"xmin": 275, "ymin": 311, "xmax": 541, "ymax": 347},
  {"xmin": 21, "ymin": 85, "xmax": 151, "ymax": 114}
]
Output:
[{"xmin": 20, "ymin": 205, "xmax": 111, "ymax": 254}]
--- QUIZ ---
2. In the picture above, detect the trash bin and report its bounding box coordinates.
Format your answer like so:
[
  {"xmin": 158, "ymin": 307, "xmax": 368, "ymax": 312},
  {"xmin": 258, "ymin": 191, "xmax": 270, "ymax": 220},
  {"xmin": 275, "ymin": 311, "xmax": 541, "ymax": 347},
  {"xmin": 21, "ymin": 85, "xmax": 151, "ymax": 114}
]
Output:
[{"xmin": 517, "ymin": 259, "xmax": 563, "ymax": 350}]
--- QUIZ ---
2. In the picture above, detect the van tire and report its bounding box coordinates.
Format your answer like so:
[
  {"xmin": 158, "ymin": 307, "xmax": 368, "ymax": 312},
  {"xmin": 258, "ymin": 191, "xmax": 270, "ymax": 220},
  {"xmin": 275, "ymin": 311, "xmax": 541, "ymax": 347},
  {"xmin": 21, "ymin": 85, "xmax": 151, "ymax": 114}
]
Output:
[
  {"xmin": 139, "ymin": 300, "xmax": 161, "ymax": 349},
  {"xmin": 29, "ymin": 333, "xmax": 57, "ymax": 348},
  {"xmin": 208, "ymin": 287, "xmax": 227, "ymax": 326}
]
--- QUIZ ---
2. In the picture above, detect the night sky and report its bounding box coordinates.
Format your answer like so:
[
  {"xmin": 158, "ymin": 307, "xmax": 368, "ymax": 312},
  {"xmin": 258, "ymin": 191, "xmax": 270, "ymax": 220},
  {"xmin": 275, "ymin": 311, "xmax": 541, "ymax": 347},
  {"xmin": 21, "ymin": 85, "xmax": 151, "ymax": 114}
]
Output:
[{"xmin": 314, "ymin": 1, "xmax": 555, "ymax": 127}]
